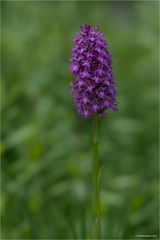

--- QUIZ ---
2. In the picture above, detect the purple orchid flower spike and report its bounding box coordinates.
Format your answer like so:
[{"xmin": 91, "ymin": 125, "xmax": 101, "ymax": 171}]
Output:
[{"xmin": 70, "ymin": 24, "xmax": 118, "ymax": 118}]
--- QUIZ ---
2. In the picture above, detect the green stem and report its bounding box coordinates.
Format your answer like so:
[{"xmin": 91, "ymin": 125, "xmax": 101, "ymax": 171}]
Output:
[{"xmin": 93, "ymin": 113, "xmax": 101, "ymax": 239}]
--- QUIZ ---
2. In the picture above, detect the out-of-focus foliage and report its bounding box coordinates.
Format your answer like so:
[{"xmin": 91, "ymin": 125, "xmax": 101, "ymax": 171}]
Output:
[{"xmin": 1, "ymin": 1, "xmax": 159, "ymax": 239}]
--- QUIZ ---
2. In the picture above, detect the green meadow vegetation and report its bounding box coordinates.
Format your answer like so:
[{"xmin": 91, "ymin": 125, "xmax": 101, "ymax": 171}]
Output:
[{"xmin": 1, "ymin": 1, "xmax": 159, "ymax": 239}]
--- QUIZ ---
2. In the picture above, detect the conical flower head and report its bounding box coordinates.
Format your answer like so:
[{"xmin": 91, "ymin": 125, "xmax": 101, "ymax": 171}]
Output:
[{"xmin": 70, "ymin": 24, "xmax": 118, "ymax": 118}]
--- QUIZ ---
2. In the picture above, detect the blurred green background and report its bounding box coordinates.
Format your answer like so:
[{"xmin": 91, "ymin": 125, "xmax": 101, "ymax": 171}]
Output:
[{"xmin": 1, "ymin": 1, "xmax": 159, "ymax": 239}]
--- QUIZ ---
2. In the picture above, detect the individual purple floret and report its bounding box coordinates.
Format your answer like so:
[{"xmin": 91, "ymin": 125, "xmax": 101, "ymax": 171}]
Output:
[{"xmin": 70, "ymin": 24, "xmax": 118, "ymax": 118}]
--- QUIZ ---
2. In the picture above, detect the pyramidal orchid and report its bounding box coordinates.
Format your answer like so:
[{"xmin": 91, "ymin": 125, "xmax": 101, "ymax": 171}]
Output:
[
  {"xmin": 70, "ymin": 24, "xmax": 118, "ymax": 118},
  {"xmin": 70, "ymin": 25, "xmax": 118, "ymax": 239}
]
